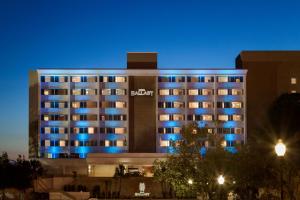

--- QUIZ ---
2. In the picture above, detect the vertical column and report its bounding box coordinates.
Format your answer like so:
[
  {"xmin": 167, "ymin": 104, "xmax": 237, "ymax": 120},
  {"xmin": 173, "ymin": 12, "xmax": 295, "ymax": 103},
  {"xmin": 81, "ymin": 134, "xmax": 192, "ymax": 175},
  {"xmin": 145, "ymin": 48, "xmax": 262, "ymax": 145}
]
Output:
[{"xmin": 68, "ymin": 75, "xmax": 71, "ymax": 158}]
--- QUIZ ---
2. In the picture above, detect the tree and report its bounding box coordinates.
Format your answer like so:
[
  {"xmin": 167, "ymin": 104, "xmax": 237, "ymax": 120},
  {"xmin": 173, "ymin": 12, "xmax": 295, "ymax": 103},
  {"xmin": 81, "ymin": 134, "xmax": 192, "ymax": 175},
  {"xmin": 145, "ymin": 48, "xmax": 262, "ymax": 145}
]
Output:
[
  {"xmin": 267, "ymin": 93, "xmax": 300, "ymax": 199},
  {"xmin": 154, "ymin": 123, "xmax": 235, "ymax": 199}
]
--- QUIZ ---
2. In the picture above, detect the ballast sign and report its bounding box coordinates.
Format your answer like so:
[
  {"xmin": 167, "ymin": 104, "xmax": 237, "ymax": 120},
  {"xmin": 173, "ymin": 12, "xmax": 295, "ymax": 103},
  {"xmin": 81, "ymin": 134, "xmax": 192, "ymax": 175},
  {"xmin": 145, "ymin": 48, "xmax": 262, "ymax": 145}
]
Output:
[{"xmin": 131, "ymin": 89, "xmax": 154, "ymax": 96}]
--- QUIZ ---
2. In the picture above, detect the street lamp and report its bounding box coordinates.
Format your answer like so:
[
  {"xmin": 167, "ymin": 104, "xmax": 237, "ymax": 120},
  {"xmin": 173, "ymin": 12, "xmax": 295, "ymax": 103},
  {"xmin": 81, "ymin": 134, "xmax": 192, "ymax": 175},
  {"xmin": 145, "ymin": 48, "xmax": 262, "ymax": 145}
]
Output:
[
  {"xmin": 217, "ymin": 175, "xmax": 225, "ymax": 200},
  {"xmin": 275, "ymin": 139, "xmax": 286, "ymax": 200},
  {"xmin": 217, "ymin": 175, "xmax": 225, "ymax": 185},
  {"xmin": 188, "ymin": 178, "xmax": 193, "ymax": 185}
]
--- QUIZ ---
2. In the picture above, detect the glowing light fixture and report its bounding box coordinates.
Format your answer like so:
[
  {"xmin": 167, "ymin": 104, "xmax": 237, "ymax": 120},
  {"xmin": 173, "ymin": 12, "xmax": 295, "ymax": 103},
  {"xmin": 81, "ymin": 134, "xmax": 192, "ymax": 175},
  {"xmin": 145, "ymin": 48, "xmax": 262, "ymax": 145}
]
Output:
[
  {"xmin": 275, "ymin": 139, "xmax": 286, "ymax": 157},
  {"xmin": 217, "ymin": 175, "xmax": 225, "ymax": 185}
]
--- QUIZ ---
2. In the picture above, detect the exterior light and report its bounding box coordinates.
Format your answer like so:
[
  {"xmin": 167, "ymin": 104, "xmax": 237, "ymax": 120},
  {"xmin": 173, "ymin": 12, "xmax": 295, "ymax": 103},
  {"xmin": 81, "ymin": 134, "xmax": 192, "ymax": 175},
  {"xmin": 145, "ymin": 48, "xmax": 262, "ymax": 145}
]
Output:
[
  {"xmin": 275, "ymin": 139, "xmax": 286, "ymax": 157},
  {"xmin": 188, "ymin": 179, "xmax": 193, "ymax": 185},
  {"xmin": 217, "ymin": 175, "xmax": 225, "ymax": 185}
]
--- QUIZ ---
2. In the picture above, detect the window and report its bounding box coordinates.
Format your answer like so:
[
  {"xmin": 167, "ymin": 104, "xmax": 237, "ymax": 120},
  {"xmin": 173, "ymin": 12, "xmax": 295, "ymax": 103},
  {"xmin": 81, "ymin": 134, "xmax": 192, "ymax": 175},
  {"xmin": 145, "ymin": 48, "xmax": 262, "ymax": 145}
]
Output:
[
  {"xmin": 173, "ymin": 89, "xmax": 184, "ymax": 95},
  {"xmin": 218, "ymin": 76, "xmax": 228, "ymax": 82},
  {"xmin": 116, "ymin": 101, "xmax": 126, "ymax": 108},
  {"xmin": 232, "ymin": 89, "xmax": 243, "ymax": 95},
  {"xmin": 188, "ymin": 89, "xmax": 198, "ymax": 95},
  {"xmin": 45, "ymin": 76, "xmax": 51, "ymax": 82},
  {"xmin": 174, "ymin": 102, "xmax": 184, "ymax": 108},
  {"xmin": 59, "ymin": 128, "xmax": 65, "ymax": 134},
  {"xmin": 116, "ymin": 140, "xmax": 124, "ymax": 147},
  {"xmin": 204, "ymin": 76, "xmax": 214, "ymax": 82},
  {"xmin": 72, "ymin": 102, "xmax": 80, "ymax": 108},
  {"xmin": 72, "ymin": 89, "xmax": 81, "ymax": 95},
  {"xmin": 72, "ymin": 76, "xmax": 81, "ymax": 82},
  {"xmin": 115, "ymin": 128, "xmax": 126, "ymax": 134},
  {"xmin": 105, "ymin": 140, "xmax": 110, "ymax": 147},
  {"xmin": 173, "ymin": 114, "xmax": 184, "ymax": 121},
  {"xmin": 160, "ymin": 140, "xmax": 170, "ymax": 147},
  {"xmin": 159, "ymin": 89, "xmax": 169, "ymax": 95},
  {"xmin": 44, "ymin": 127, "xmax": 51, "ymax": 134},
  {"xmin": 86, "ymin": 89, "xmax": 96, "ymax": 95},
  {"xmin": 159, "ymin": 114, "xmax": 169, "ymax": 121},
  {"xmin": 189, "ymin": 102, "xmax": 199, "ymax": 108},
  {"xmin": 218, "ymin": 89, "xmax": 228, "ymax": 95},
  {"xmin": 232, "ymin": 102, "xmax": 242, "ymax": 108},
  {"xmin": 116, "ymin": 76, "xmax": 126, "ymax": 82},
  {"xmin": 44, "ymin": 90, "xmax": 49, "ymax": 95},
  {"xmin": 101, "ymin": 89, "xmax": 111, "ymax": 95},
  {"xmin": 233, "ymin": 114, "xmax": 242, "ymax": 121},
  {"xmin": 44, "ymin": 102, "xmax": 51, "ymax": 108},
  {"xmin": 116, "ymin": 89, "xmax": 126, "ymax": 95},
  {"xmin": 203, "ymin": 102, "xmax": 213, "ymax": 108},
  {"xmin": 88, "ymin": 127, "xmax": 94, "ymax": 134},
  {"xmin": 174, "ymin": 127, "xmax": 181, "ymax": 133},
  {"xmin": 218, "ymin": 115, "xmax": 228, "ymax": 121},
  {"xmin": 45, "ymin": 140, "xmax": 50, "ymax": 147},
  {"xmin": 59, "ymin": 140, "xmax": 66, "ymax": 147},
  {"xmin": 202, "ymin": 115, "xmax": 213, "ymax": 121},
  {"xmin": 202, "ymin": 89, "xmax": 213, "ymax": 95},
  {"xmin": 291, "ymin": 78, "xmax": 297, "ymax": 84}
]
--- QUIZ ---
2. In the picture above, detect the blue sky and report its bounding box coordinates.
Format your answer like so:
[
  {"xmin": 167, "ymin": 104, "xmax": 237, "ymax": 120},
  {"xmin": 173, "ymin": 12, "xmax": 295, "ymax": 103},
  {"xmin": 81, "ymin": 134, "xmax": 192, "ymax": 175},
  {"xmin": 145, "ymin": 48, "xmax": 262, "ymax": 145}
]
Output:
[{"xmin": 0, "ymin": 0, "xmax": 300, "ymax": 158}]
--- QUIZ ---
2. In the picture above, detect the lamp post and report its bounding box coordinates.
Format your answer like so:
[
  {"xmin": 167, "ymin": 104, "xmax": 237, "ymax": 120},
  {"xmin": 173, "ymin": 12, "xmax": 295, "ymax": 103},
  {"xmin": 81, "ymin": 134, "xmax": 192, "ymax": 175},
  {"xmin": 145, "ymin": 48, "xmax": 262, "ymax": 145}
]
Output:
[
  {"xmin": 217, "ymin": 175, "xmax": 225, "ymax": 200},
  {"xmin": 275, "ymin": 139, "xmax": 286, "ymax": 200}
]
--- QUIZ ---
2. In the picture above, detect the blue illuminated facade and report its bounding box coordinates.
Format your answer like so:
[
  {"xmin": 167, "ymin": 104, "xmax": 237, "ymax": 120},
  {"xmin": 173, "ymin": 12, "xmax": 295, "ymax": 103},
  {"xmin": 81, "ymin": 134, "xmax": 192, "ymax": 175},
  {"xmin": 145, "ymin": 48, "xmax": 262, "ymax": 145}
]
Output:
[{"xmin": 32, "ymin": 67, "xmax": 247, "ymax": 159}]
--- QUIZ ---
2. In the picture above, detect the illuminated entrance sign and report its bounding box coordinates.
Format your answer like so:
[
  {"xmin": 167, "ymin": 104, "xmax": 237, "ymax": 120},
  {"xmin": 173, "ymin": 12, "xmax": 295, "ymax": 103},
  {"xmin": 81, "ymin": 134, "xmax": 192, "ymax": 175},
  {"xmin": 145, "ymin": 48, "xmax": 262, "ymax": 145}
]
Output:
[{"xmin": 131, "ymin": 89, "xmax": 154, "ymax": 96}]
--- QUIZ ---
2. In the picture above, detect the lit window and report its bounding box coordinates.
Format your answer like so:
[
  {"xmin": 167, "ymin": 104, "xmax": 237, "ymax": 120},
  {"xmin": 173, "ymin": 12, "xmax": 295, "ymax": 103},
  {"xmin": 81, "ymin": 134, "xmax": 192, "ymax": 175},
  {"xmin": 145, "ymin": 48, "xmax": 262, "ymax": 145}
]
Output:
[
  {"xmin": 105, "ymin": 140, "xmax": 110, "ymax": 147},
  {"xmin": 72, "ymin": 76, "xmax": 81, "ymax": 82},
  {"xmin": 72, "ymin": 89, "xmax": 81, "ymax": 95},
  {"xmin": 159, "ymin": 89, "xmax": 169, "ymax": 95},
  {"xmin": 44, "ymin": 102, "xmax": 51, "ymax": 108},
  {"xmin": 72, "ymin": 102, "xmax": 80, "ymax": 108},
  {"xmin": 47, "ymin": 153, "xmax": 52, "ymax": 158},
  {"xmin": 218, "ymin": 89, "xmax": 228, "ymax": 95},
  {"xmin": 45, "ymin": 76, "xmax": 51, "ymax": 82},
  {"xmin": 44, "ymin": 90, "xmax": 49, "ymax": 95},
  {"xmin": 202, "ymin": 115, "xmax": 213, "ymax": 121},
  {"xmin": 174, "ymin": 102, "xmax": 184, "ymax": 108},
  {"xmin": 202, "ymin": 89, "xmax": 212, "ymax": 95},
  {"xmin": 59, "ymin": 102, "xmax": 65, "ymax": 108},
  {"xmin": 59, "ymin": 128, "xmax": 65, "ymax": 134},
  {"xmin": 235, "ymin": 128, "xmax": 242, "ymax": 134},
  {"xmin": 188, "ymin": 89, "xmax": 198, "ymax": 95},
  {"xmin": 189, "ymin": 102, "xmax": 199, "ymax": 108},
  {"xmin": 59, "ymin": 76, "xmax": 65, "ymax": 82},
  {"xmin": 44, "ymin": 115, "xmax": 49, "ymax": 121},
  {"xmin": 291, "ymin": 78, "xmax": 297, "ymax": 84},
  {"xmin": 116, "ymin": 89, "xmax": 126, "ymax": 95},
  {"xmin": 218, "ymin": 76, "xmax": 228, "ymax": 82},
  {"xmin": 203, "ymin": 102, "xmax": 213, "ymax": 108},
  {"xmin": 232, "ymin": 89, "xmax": 242, "ymax": 95},
  {"xmin": 116, "ymin": 76, "xmax": 126, "ymax": 82},
  {"xmin": 233, "ymin": 115, "xmax": 242, "ymax": 121},
  {"xmin": 160, "ymin": 140, "xmax": 170, "ymax": 147},
  {"xmin": 204, "ymin": 76, "xmax": 213, "ymax": 82},
  {"xmin": 74, "ymin": 140, "xmax": 79, "ymax": 146},
  {"xmin": 72, "ymin": 115, "xmax": 80, "ymax": 121},
  {"xmin": 59, "ymin": 140, "xmax": 66, "ymax": 147},
  {"xmin": 174, "ymin": 127, "xmax": 181, "ymax": 133},
  {"xmin": 116, "ymin": 101, "xmax": 126, "ymax": 108},
  {"xmin": 45, "ymin": 140, "xmax": 50, "ymax": 147},
  {"xmin": 73, "ymin": 127, "xmax": 80, "ymax": 134},
  {"xmin": 218, "ymin": 115, "xmax": 228, "ymax": 121},
  {"xmin": 86, "ymin": 89, "xmax": 96, "ymax": 95},
  {"xmin": 115, "ymin": 128, "xmax": 125, "ymax": 134},
  {"xmin": 116, "ymin": 140, "xmax": 124, "ymax": 147},
  {"xmin": 208, "ymin": 128, "xmax": 213, "ymax": 134},
  {"xmin": 88, "ymin": 127, "xmax": 94, "ymax": 134},
  {"xmin": 221, "ymin": 140, "xmax": 227, "ymax": 147},
  {"xmin": 102, "ymin": 89, "xmax": 111, "ymax": 95},
  {"xmin": 173, "ymin": 114, "xmax": 184, "ymax": 121},
  {"xmin": 44, "ymin": 127, "xmax": 51, "ymax": 134},
  {"xmin": 173, "ymin": 89, "xmax": 183, "ymax": 95},
  {"xmin": 232, "ymin": 102, "xmax": 242, "ymax": 108},
  {"xmin": 159, "ymin": 115, "xmax": 170, "ymax": 121}
]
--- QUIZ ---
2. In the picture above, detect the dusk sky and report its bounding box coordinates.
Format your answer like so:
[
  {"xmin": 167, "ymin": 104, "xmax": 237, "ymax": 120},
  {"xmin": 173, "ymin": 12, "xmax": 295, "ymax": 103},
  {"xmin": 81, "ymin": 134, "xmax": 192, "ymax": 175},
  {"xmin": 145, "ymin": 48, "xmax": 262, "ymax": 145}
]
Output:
[{"xmin": 0, "ymin": 0, "xmax": 300, "ymax": 158}]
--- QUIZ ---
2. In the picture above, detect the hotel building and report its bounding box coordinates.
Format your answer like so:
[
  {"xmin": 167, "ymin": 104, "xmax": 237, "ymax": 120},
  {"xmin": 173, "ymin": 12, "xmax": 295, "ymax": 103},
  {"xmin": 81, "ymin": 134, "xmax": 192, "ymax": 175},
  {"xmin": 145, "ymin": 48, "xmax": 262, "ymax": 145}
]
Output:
[{"xmin": 29, "ymin": 52, "xmax": 247, "ymax": 176}]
